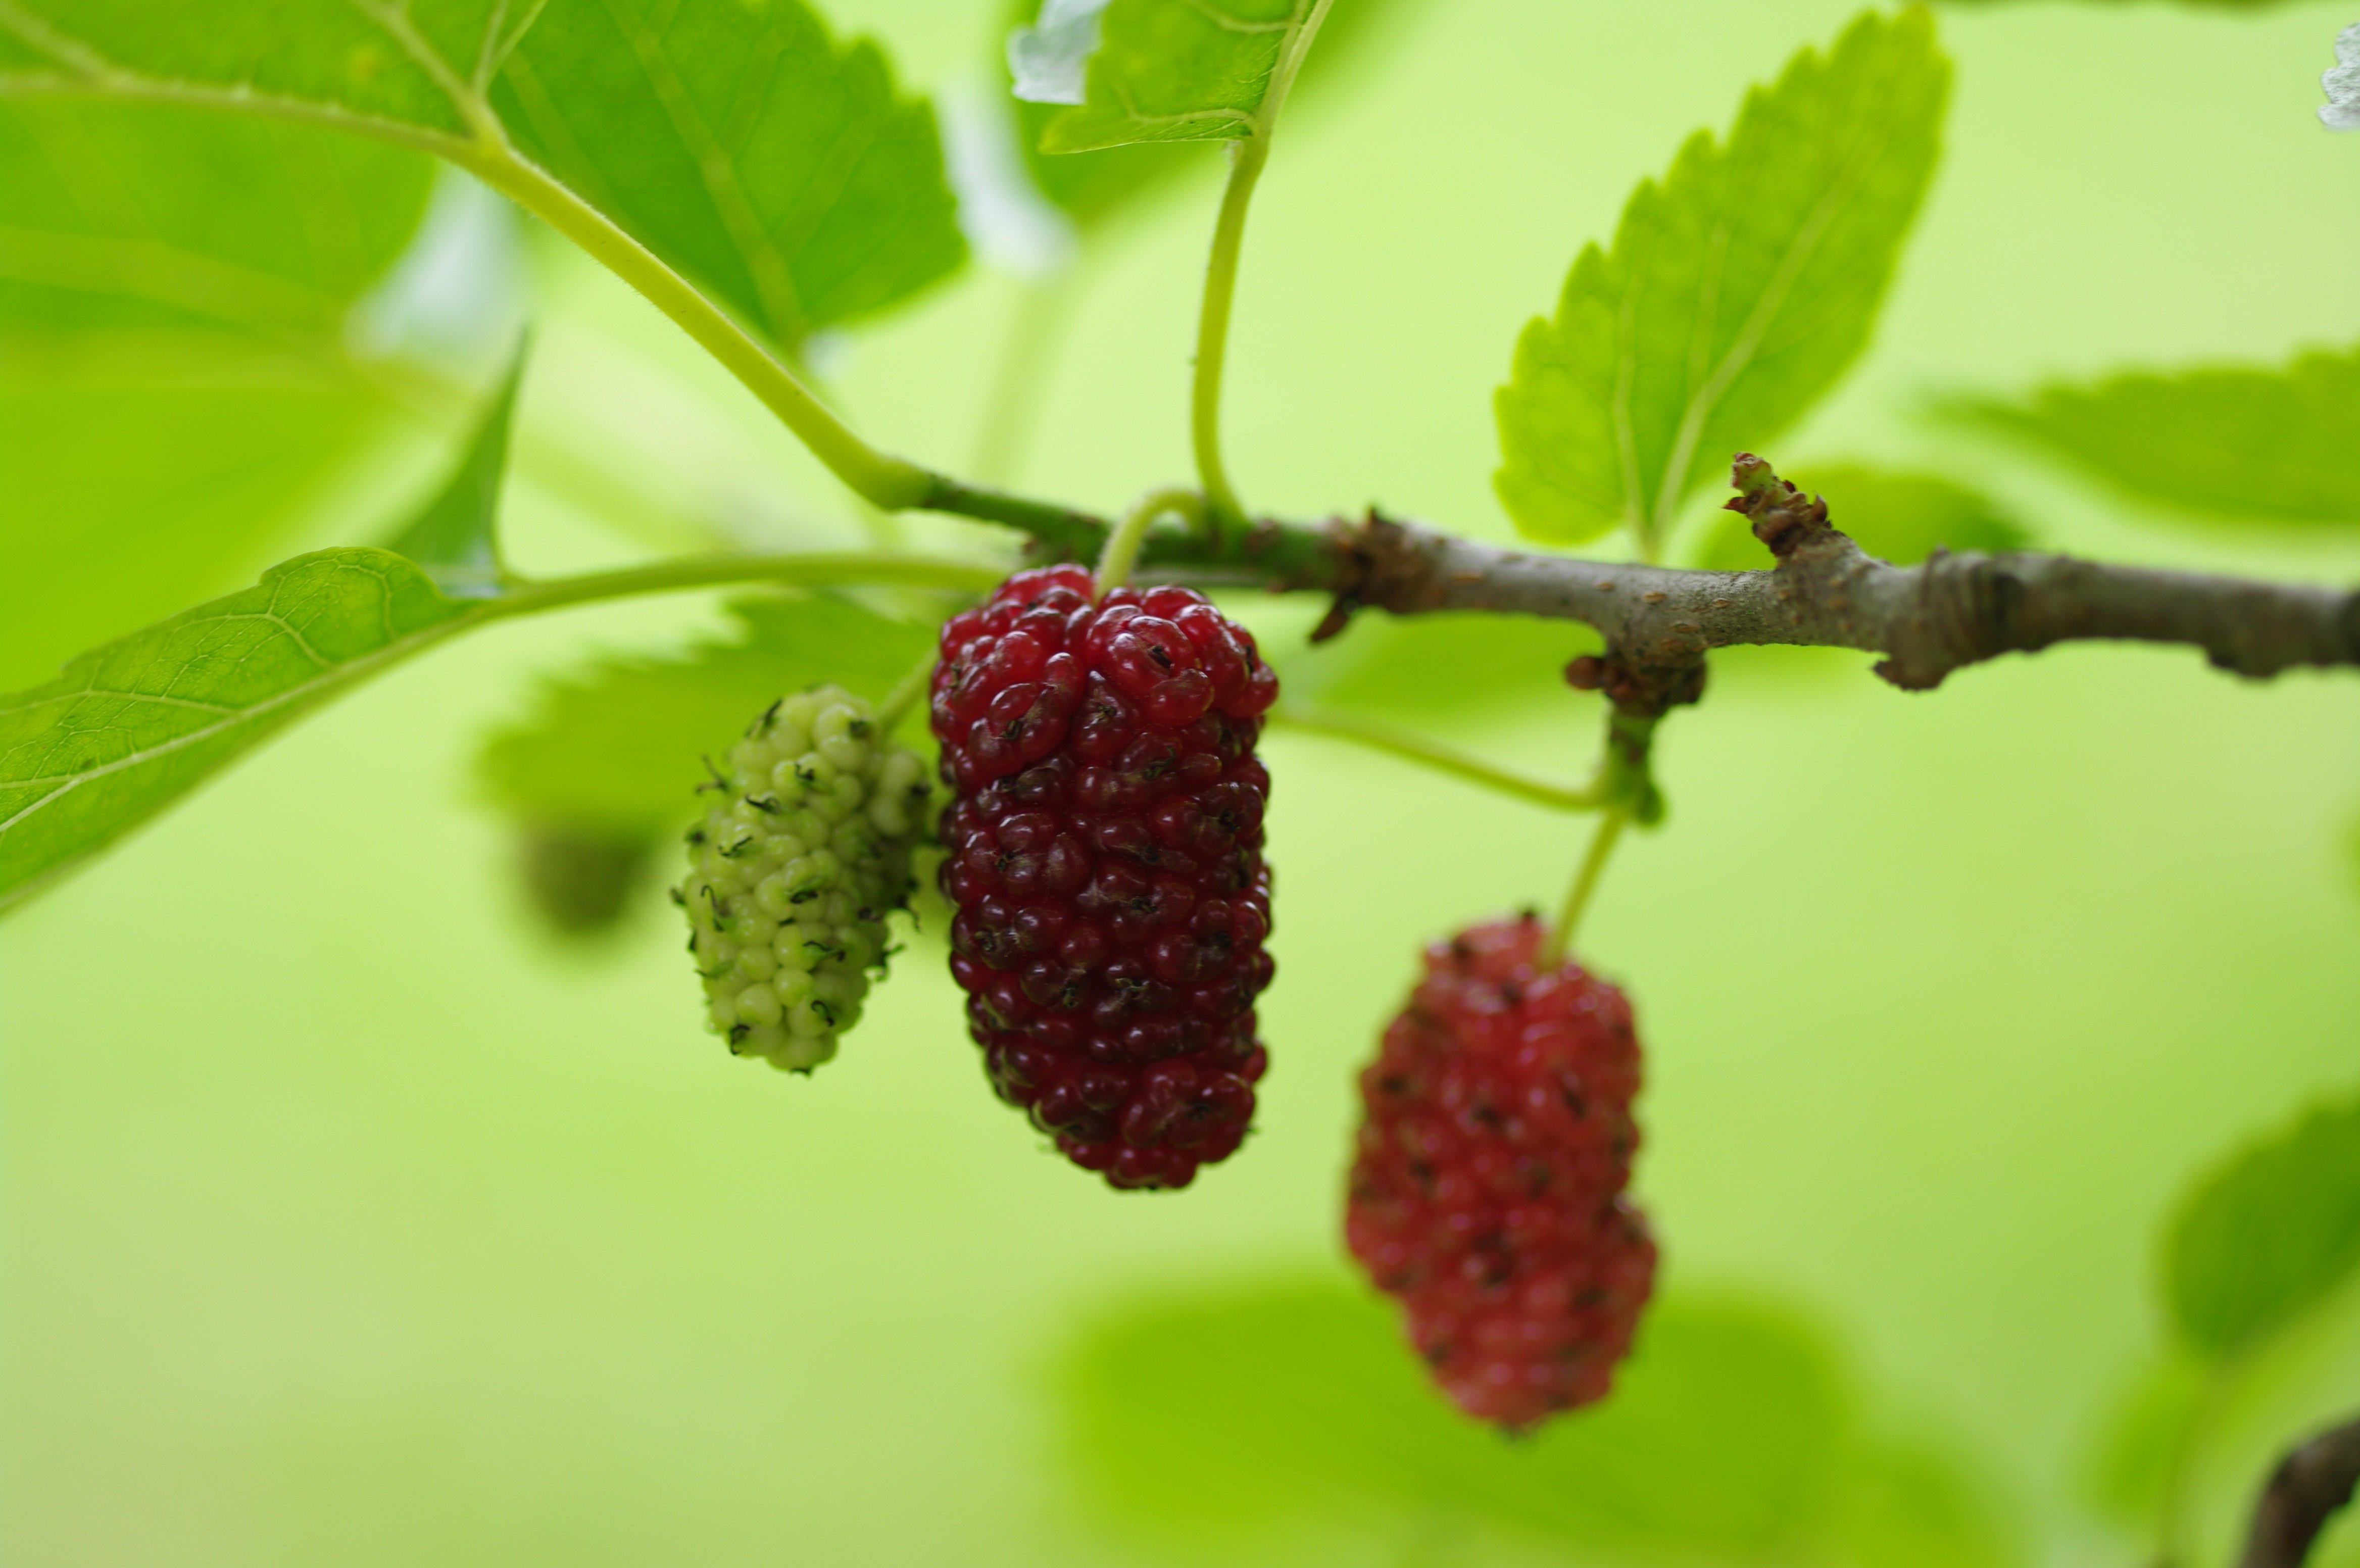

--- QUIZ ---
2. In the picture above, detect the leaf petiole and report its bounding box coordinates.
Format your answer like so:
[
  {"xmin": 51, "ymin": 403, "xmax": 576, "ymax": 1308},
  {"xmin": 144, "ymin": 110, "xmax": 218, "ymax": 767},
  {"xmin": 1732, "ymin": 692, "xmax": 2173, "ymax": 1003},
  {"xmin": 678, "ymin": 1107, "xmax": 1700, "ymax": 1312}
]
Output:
[
  {"xmin": 1094, "ymin": 488, "xmax": 1205, "ymax": 599},
  {"xmin": 1189, "ymin": 0, "xmax": 1337, "ymax": 539},
  {"xmin": 1269, "ymin": 707, "xmax": 1605, "ymax": 813},
  {"xmin": 1191, "ymin": 134, "xmax": 1270, "ymax": 535},
  {"xmin": 1544, "ymin": 807, "xmax": 1629, "ymax": 965}
]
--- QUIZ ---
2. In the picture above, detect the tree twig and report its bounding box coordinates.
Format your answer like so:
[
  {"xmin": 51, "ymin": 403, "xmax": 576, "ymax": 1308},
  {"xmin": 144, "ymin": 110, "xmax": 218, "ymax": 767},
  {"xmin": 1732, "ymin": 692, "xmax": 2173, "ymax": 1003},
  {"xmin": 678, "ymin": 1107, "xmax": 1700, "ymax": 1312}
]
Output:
[
  {"xmin": 955, "ymin": 455, "xmax": 2359, "ymax": 694},
  {"xmin": 2240, "ymin": 1414, "xmax": 2360, "ymax": 1568}
]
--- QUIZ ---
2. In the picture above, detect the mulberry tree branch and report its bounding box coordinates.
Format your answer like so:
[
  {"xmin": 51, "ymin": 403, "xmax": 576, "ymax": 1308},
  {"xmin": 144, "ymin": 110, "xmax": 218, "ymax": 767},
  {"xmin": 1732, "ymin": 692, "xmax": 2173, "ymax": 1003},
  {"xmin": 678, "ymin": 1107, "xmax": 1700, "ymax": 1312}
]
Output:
[
  {"xmin": 2239, "ymin": 1414, "xmax": 2360, "ymax": 1568},
  {"xmin": 973, "ymin": 455, "xmax": 2360, "ymax": 700}
]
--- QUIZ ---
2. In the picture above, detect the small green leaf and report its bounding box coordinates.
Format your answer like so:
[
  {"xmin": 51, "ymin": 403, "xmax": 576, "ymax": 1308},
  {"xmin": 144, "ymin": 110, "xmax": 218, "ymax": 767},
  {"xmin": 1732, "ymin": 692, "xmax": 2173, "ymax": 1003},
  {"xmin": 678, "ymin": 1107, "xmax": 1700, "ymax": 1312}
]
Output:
[
  {"xmin": 1057, "ymin": 1274, "xmax": 2012, "ymax": 1566},
  {"xmin": 0, "ymin": 549, "xmax": 471, "ymax": 912},
  {"xmin": 1952, "ymin": 345, "xmax": 2360, "ymax": 529},
  {"xmin": 1003, "ymin": 0, "xmax": 1209, "ymax": 227},
  {"xmin": 385, "ymin": 344, "xmax": 525, "ymax": 599},
  {"xmin": 1002, "ymin": 0, "xmax": 1420, "ymax": 227},
  {"xmin": 0, "ymin": 0, "xmax": 966, "ymax": 349},
  {"xmin": 476, "ymin": 594, "xmax": 936, "ymax": 846},
  {"xmin": 1030, "ymin": 0, "xmax": 1332, "ymax": 154},
  {"xmin": 1693, "ymin": 462, "xmax": 2033, "ymax": 571},
  {"xmin": 1495, "ymin": 8, "xmax": 1950, "ymax": 553},
  {"xmin": 2161, "ymin": 1090, "xmax": 2360, "ymax": 1358}
]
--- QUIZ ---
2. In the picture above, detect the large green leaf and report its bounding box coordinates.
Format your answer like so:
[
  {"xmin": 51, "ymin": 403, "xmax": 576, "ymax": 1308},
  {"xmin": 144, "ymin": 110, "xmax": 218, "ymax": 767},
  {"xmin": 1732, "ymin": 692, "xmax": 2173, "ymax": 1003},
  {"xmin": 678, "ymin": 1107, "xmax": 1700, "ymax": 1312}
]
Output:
[
  {"xmin": 0, "ymin": 357, "xmax": 523, "ymax": 912},
  {"xmin": 1693, "ymin": 461, "xmax": 2032, "ymax": 570},
  {"xmin": 0, "ymin": 97, "xmax": 431, "ymax": 335},
  {"xmin": 1058, "ymin": 1275, "xmax": 2012, "ymax": 1566},
  {"xmin": 1495, "ymin": 8, "xmax": 1949, "ymax": 555},
  {"xmin": 1953, "ymin": 346, "xmax": 2360, "ymax": 529},
  {"xmin": 0, "ymin": 0, "xmax": 965, "ymax": 350},
  {"xmin": 0, "ymin": 99, "xmax": 433, "ymax": 689},
  {"xmin": 1024, "ymin": 0, "xmax": 1334, "ymax": 154},
  {"xmin": 2160, "ymin": 1090, "xmax": 2360, "ymax": 1358},
  {"xmin": 476, "ymin": 593, "xmax": 936, "ymax": 846}
]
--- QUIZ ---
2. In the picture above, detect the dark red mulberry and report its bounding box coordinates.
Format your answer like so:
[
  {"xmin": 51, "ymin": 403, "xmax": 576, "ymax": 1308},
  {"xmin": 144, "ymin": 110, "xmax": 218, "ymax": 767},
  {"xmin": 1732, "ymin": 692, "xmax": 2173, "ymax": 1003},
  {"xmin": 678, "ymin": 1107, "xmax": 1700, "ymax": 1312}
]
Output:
[
  {"xmin": 1346, "ymin": 914, "xmax": 1657, "ymax": 1428},
  {"xmin": 931, "ymin": 565, "xmax": 1279, "ymax": 1190}
]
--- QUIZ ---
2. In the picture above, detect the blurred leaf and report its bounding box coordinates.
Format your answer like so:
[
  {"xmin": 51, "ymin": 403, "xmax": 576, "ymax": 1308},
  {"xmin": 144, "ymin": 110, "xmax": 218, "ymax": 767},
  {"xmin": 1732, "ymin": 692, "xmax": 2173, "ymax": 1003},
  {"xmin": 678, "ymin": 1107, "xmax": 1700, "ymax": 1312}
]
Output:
[
  {"xmin": 0, "ymin": 348, "xmax": 394, "ymax": 691},
  {"xmin": 514, "ymin": 823, "xmax": 654, "ymax": 937},
  {"xmin": 0, "ymin": 98, "xmax": 431, "ymax": 336},
  {"xmin": 1693, "ymin": 462, "xmax": 2034, "ymax": 570},
  {"xmin": 1029, "ymin": 0, "xmax": 1328, "ymax": 154},
  {"xmin": 0, "ymin": 101, "xmax": 433, "ymax": 687},
  {"xmin": 1952, "ymin": 345, "xmax": 2360, "ymax": 529},
  {"xmin": 2080, "ymin": 1355, "xmax": 2208, "ymax": 1528},
  {"xmin": 0, "ymin": 0, "xmax": 966, "ymax": 349},
  {"xmin": 476, "ymin": 594, "xmax": 937, "ymax": 847},
  {"xmin": 2345, "ymin": 805, "xmax": 2360, "ymax": 907},
  {"xmin": 1495, "ymin": 9, "xmax": 1949, "ymax": 552},
  {"xmin": 1003, "ymin": 0, "xmax": 1417, "ymax": 226},
  {"xmin": 2162, "ymin": 1090, "xmax": 2360, "ymax": 1358},
  {"xmin": 1282, "ymin": 612, "xmax": 1602, "ymax": 726},
  {"xmin": 1935, "ymin": 1, "xmax": 2291, "ymax": 10},
  {"xmin": 385, "ymin": 342, "xmax": 524, "ymax": 598},
  {"xmin": 1058, "ymin": 1273, "xmax": 2014, "ymax": 1565},
  {"xmin": 0, "ymin": 548, "xmax": 470, "ymax": 912}
]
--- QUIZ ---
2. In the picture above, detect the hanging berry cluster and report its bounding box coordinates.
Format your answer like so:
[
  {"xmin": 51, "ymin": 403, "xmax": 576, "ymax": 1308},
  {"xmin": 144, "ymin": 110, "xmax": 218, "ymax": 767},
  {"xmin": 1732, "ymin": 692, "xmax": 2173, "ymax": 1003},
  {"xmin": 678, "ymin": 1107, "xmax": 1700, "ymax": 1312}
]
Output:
[
  {"xmin": 1345, "ymin": 914, "xmax": 1657, "ymax": 1428},
  {"xmin": 929, "ymin": 565, "xmax": 1279, "ymax": 1190},
  {"xmin": 677, "ymin": 686, "xmax": 928, "ymax": 1072}
]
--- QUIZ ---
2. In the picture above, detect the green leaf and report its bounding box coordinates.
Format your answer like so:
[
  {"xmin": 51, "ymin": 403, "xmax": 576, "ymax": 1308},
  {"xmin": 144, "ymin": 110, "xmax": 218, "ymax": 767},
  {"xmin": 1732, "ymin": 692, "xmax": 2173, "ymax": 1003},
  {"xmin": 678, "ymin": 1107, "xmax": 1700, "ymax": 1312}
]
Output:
[
  {"xmin": 1003, "ymin": 0, "xmax": 1421, "ymax": 227},
  {"xmin": 0, "ymin": 348, "xmax": 398, "ymax": 692},
  {"xmin": 1029, "ymin": 0, "xmax": 1333, "ymax": 154},
  {"xmin": 0, "ymin": 97, "xmax": 432, "ymax": 336},
  {"xmin": 0, "ymin": 362, "xmax": 518, "ymax": 912},
  {"xmin": 0, "ymin": 99, "xmax": 433, "ymax": 688},
  {"xmin": 1495, "ymin": 8, "xmax": 1950, "ymax": 554},
  {"xmin": 1693, "ymin": 462, "xmax": 2033, "ymax": 571},
  {"xmin": 0, "ymin": 0, "xmax": 966, "ymax": 350},
  {"xmin": 385, "ymin": 343, "xmax": 525, "ymax": 599},
  {"xmin": 1056, "ymin": 1274, "xmax": 2013, "ymax": 1566},
  {"xmin": 2079, "ymin": 1356, "xmax": 2208, "ymax": 1528},
  {"xmin": 513, "ymin": 823, "xmax": 656, "ymax": 937},
  {"xmin": 2160, "ymin": 1089, "xmax": 2360, "ymax": 1358},
  {"xmin": 0, "ymin": 548, "xmax": 472, "ymax": 911},
  {"xmin": 1004, "ymin": 0, "xmax": 1209, "ymax": 228},
  {"xmin": 1952, "ymin": 345, "xmax": 2360, "ymax": 529},
  {"xmin": 476, "ymin": 594, "xmax": 936, "ymax": 846},
  {"xmin": 1283, "ymin": 612, "xmax": 1602, "ymax": 727}
]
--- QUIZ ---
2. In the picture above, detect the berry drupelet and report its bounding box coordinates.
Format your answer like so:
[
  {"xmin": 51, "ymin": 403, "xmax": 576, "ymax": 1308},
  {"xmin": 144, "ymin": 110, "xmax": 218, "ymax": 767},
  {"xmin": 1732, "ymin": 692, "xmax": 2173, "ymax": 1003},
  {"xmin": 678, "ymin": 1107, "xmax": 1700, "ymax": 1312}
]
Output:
[
  {"xmin": 931, "ymin": 565, "xmax": 1279, "ymax": 1190},
  {"xmin": 1346, "ymin": 915, "xmax": 1657, "ymax": 1429}
]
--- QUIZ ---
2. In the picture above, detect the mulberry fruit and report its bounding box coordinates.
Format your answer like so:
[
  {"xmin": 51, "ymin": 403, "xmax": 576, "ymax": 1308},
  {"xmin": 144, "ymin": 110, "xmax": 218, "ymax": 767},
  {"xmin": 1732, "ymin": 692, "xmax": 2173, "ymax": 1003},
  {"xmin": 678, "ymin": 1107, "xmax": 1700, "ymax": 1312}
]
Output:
[
  {"xmin": 1346, "ymin": 915, "xmax": 1657, "ymax": 1428},
  {"xmin": 930, "ymin": 565, "xmax": 1279, "ymax": 1190},
  {"xmin": 678, "ymin": 685, "xmax": 928, "ymax": 1071}
]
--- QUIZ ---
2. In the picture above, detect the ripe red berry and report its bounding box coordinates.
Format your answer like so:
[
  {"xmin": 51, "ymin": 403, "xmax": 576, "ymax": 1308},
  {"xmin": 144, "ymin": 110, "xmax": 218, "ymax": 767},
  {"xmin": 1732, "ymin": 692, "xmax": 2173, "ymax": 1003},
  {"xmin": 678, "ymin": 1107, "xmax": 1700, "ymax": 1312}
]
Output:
[
  {"xmin": 930, "ymin": 565, "xmax": 1279, "ymax": 1190},
  {"xmin": 1346, "ymin": 914, "xmax": 1657, "ymax": 1428}
]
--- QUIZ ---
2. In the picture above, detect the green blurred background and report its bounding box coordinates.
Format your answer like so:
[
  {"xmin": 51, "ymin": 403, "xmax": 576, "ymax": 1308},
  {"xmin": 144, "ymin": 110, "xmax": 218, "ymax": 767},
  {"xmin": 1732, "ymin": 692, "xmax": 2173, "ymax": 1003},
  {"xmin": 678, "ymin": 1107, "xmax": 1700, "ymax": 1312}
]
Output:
[{"xmin": 7, "ymin": 1, "xmax": 2360, "ymax": 1562}]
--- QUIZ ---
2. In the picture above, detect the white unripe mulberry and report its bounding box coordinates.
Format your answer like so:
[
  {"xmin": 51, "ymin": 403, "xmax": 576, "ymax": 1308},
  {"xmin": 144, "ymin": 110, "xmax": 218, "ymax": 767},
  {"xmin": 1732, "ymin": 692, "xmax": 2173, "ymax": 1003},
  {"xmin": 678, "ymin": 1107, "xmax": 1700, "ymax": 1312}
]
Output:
[{"xmin": 675, "ymin": 685, "xmax": 929, "ymax": 1073}]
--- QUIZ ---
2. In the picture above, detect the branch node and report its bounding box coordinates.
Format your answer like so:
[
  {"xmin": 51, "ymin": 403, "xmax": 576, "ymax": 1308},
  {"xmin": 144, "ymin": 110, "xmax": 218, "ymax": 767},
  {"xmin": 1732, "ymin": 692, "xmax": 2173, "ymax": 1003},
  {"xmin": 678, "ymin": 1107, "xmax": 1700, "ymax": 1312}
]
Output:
[
  {"xmin": 1313, "ymin": 509, "xmax": 1440, "ymax": 643},
  {"xmin": 1725, "ymin": 452, "xmax": 1832, "ymax": 559}
]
